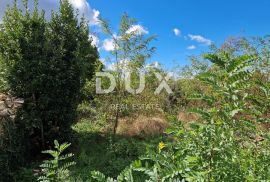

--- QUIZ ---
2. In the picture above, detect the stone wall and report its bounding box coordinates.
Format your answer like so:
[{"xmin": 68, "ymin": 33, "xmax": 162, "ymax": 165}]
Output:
[{"xmin": 0, "ymin": 94, "xmax": 23, "ymax": 138}]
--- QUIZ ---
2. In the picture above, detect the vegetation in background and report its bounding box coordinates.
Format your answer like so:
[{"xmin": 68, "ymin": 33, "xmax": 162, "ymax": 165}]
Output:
[
  {"xmin": 91, "ymin": 52, "xmax": 270, "ymax": 181},
  {"xmin": 0, "ymin": 0, "xmax": 269, "ymax": 181}
]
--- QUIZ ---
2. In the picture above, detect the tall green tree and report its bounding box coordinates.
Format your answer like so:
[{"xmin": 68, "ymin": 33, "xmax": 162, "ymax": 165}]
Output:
[
  {"xmin": 41, "ymin": 0, "xmax": 98, "ymax": 142},
  {"xmin": 100, "ymin": 14, "xmax": 156, "ymax": 134},
  {"xmin": 0, "ymin": 0, "xmax": 98, "ymax": 179}
]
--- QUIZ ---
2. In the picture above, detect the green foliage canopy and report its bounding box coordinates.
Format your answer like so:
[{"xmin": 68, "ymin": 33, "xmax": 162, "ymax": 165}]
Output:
[{"xmin": 0, "ymin": 0, "xmax": 98, "ymax": 180}]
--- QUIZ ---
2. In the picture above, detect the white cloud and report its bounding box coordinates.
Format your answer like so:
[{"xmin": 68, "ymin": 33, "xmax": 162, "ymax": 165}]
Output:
[
  {"xmin": 89, "ymin": 34, "xmax": 99, "ymax": 48},
  {"xmin": 0, "ymin": 0, "xmax": 100, "ymax": 26},
  {"xmin": 103, "ymin": 39, "xmax": 114, "ymax": 51},
  {"xmin": 188, "ymin": 34, "xmax": 212, "ymax": 46},
  {"xmin": 153, "ymin": 61, "xmax": 160, "ymax": 68},
  {"xmin": 69, "ymin": 0, "xmax": 100, "ymax": 25},
  {"xmin": 102, "ymin": 24, "xmax": 148, "ymax": 52},
  {"xmin": 187, "ymin": 45, "xmax": 196, "ymax": 50},
  {"xmin": 102, "ymin": 34, "xmax": 121, "ymax": 51},
  {"xmin": 103, "ymin": 38, "xmax": 119, "ymax": 51},
  {"xmin": 92, "ymin": 10, "xmax": 100, "ymax": 25},
  {"xmin": 106, "ymin": 59, "xmax": 130, "ymax": 71},
  {"xmin": 103, "ymin": 25, "xmax": 148, "ymax": 52},
  {"xmin": 145, "ymin": 61, "xmax": 160, "ymax": 69},
  {"xmin": 173, "ymin": 28, "xmax": 181, "ymax": 36},
  {"xmin": 126, "ymin": 25, "xmax": 149, "ymax": 35}
]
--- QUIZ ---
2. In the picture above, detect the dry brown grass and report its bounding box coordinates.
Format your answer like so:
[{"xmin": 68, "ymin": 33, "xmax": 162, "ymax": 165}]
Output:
[
  {"xmin": 116, "ymin": 114, "xmax": 168, "ymax": 137},
  {"xmin": 113, "ymin": 109, "xmax": 201, "ymax": 137},
  {"xmin": 178, "ymin": 110, "xmax": 199, "ymax": 124}
]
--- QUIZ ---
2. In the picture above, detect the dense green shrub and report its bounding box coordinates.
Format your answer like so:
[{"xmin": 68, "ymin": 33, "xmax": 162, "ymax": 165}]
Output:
[
  {"xmin": 0, "ymin": 55, "xmax": 8, "ymax": 92},
  {"xmin": 0, "ymin": 0, "xmax": 97, "ymax": 148},
  {"xmin": 0, "ymin": 0, "xmax": 98, "ymax": 180}
]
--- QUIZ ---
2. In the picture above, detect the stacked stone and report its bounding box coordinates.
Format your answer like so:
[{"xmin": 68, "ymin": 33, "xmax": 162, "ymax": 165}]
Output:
[
  {"xmin": 0, "ymin": 94, "xmax": 23, "ymax": 137},
  {"xmin": 0, "ymin": 94, "xmax": 23, "ymax": 117}
]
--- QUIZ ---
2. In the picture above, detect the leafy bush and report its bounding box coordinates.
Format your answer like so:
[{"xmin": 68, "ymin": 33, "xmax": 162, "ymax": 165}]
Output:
[
  {"xmin": 90, "ymin": 53, "xmax": 270, "ymax": 181},
  {"xmin": 0, "ymin": 0, "xmax": 98, "ymax": 180},
  {"xmin": 0, "ymin": 55, "xmax": 8, "ymax": 92},
  {"xmin": 38, "ymin": 140, "xmax": 75, "ymax": 182},
  {"xmin": 0, "ymin": 0, "xmax": 98, "ymax": 153}
]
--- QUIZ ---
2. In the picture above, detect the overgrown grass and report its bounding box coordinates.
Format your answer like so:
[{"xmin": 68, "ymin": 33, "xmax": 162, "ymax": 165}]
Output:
[{"xmin": 70, "ymin": 118, "xmax": 162, "ymax": 181}]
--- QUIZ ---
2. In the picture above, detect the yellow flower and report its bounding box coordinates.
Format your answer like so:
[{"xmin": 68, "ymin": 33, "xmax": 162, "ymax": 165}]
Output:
[
  {"xmin": 215, "ymin": 119, "xmax": 223, "ymax": 125},
  {"xmin": 158, "ymin": 142, "xmax": 165, "ymax": 152}
]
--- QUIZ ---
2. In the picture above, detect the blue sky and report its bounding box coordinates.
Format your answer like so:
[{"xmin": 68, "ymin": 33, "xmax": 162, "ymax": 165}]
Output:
[
  {"xmin": 89, "ymin": 0, "xmax": 270, "ymax": 69},
  {"xmin": 1, "ymin": 0, "xmax": 270, "ymax": 69}
]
